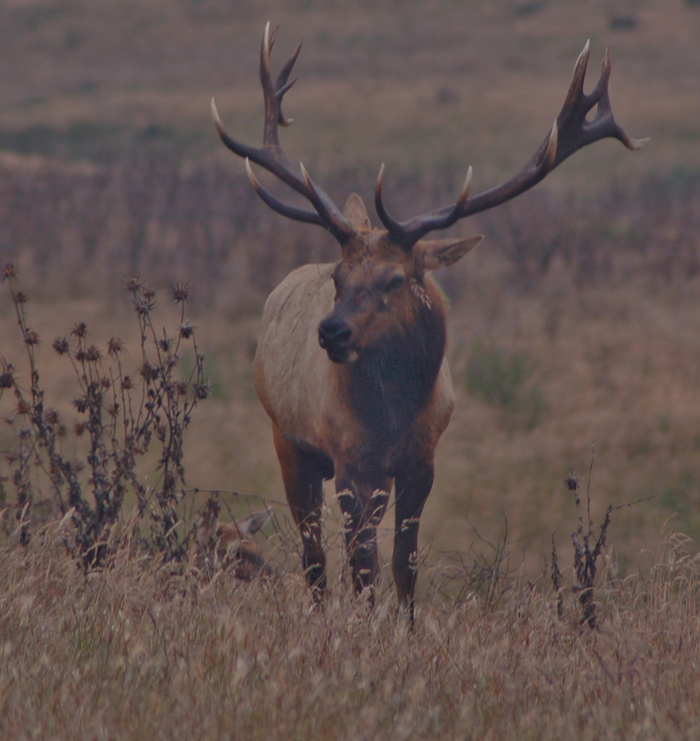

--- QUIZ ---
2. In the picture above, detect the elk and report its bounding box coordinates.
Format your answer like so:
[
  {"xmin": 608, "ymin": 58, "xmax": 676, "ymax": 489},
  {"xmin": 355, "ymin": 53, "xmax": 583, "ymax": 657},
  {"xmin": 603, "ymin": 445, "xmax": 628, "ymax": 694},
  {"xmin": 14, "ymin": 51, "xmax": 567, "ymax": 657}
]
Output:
[
  {"xmin": 194, "ymin": 498, "xmax": 275, "ymax": 579},
  {"xmin": 212, "ymin": 23, "xmax": 647, "ymax": 621}
]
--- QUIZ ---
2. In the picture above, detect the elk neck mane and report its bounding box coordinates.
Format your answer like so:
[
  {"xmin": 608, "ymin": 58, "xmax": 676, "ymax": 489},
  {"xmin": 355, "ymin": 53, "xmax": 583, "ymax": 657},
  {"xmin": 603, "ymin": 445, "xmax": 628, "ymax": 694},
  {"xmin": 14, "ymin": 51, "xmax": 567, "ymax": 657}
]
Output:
[{"xmin": 347, "ymin": 278, "xmax": 447, "ymax": 445}]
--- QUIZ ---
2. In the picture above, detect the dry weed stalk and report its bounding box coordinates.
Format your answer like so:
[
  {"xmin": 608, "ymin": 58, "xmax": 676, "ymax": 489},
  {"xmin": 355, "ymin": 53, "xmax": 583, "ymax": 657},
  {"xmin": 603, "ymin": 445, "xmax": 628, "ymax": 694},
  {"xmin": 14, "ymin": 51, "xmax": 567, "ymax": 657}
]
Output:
[
  {"xmin": 0, "ymin": 264, "xmax": 210, "ymax": 565},
  {"xmin": 550, "ymin": 450, "xmax": 613, "ymax": 629},
  {"xmin": 429, "ymin": 518, "xmax": 517, "ymax": 609},
  {"xmin": 550, "ymin": 533, "xmax": 564, "ymax": 619}
]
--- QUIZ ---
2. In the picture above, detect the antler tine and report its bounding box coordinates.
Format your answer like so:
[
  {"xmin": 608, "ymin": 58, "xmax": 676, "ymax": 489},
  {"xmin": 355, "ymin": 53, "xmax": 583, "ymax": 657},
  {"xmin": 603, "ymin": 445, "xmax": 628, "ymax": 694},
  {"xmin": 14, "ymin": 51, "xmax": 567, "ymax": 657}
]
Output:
[
  {"xmin": 261, "ymin": 22, "xmax": 283, "ymax": 147},
  {"xmin": 586, "ymin": 48, "xmax": 649, "ymax": 152},
  {"xmin": 552, "ymin": 42, "xmax": 650, "ymax": 163},
  {"xmin": 245, "ymin": 159, "xmax": 325, "ymax": 226},
  {"xmin": 260, "ymin": 24, "xmax": 300, "ymax": 137},
  {"xmin": 298, "ymin": 163, "xmax": 358, "ymax": 241},
  {"xmin": 267, "ymin": 22, "xmax": 278, "ymax": 51},
  {"xmin": 544, "ymin": 120, "xmax": 558, "ymax": 169},
  {"xmin": 560, "ymin": 39, "xmax": 591, "ymax": 121},
  {"xmin": 588, "ymin": 44, "xmax": 612, "ymax": 105},
  {"xmin": 375, "ymin": 164, "xmax": 406, "ymax": 238},
  {"xmin": 376, "ymin": 162, "xmax": 476, "ymax": 248},
  {"xmin": 455, "ymin": 166, "xmax": 473, "ymax": 210},
  {"xmin": 275, "ymin": 42, "xmax": 302, "ymax": 127},
  {"xmin": 376, "ymin": 42, "xmax": 648, "ymax": 248}
]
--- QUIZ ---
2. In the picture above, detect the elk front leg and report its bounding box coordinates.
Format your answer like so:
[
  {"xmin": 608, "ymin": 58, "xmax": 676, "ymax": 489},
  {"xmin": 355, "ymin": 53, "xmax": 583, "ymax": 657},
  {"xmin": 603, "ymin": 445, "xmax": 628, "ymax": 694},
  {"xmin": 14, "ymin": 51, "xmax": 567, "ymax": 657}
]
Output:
[
  {"xmin": 335, "ymin": 471, "xmax": 391, "ymax": 605},
  {"xmin": 393, "ymin": 457, "xmax": 434, "ymax": 623},
  {"xmin": 272, "ymin": 424, "xmax": 327, "ymax": 599}
]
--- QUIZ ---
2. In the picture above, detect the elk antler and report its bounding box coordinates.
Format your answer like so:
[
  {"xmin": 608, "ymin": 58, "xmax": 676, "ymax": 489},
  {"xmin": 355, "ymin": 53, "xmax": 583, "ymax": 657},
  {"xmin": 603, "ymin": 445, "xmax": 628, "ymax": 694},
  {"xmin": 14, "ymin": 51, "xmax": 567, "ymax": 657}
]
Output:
[
  {"xmin": 375, "ymin": 41, "xmax": 649, "ymax": 249},
  {"xmin": 212, "ymin": 22, "xmax": 355, "ymax": 243}
]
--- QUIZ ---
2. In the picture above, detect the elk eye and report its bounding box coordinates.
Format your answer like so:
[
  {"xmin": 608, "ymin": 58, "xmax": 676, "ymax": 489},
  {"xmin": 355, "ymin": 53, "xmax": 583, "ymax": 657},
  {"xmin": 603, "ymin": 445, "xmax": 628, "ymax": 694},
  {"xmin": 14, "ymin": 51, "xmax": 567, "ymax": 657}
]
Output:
[{"xmin": 385, "ymin": 275, "xmax": 404, "ymax": 293}]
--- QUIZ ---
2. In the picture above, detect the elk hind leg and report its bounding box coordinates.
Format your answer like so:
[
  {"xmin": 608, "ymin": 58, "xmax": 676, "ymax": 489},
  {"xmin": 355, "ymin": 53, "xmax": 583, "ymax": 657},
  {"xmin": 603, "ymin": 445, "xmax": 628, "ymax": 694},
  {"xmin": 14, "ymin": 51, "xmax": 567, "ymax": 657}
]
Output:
[
  {"xmin": 393, "ymin": 458, "xmax": 434, "ymax": 624},
  {"xmin": 272, "ymin": 423, "xmax": 327, "ymax": 598}
]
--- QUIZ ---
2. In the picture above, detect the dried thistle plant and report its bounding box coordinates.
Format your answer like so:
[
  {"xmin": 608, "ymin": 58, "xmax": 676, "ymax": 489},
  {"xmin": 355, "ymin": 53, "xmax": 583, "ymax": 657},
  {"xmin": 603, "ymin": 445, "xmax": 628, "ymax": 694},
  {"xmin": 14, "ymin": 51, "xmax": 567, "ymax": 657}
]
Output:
[
  {"xmin": 551, "ymin": 452, "xmax": 613, "ymax": 629},
  {"xmin": 0, "ymin": 264, "xmax": 209, "ymax": 565}
]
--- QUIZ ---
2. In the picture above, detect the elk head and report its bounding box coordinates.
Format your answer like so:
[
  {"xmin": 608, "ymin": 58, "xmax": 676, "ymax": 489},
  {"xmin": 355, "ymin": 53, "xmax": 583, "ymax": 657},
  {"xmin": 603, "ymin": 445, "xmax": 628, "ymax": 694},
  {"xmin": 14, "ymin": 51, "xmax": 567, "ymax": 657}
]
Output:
[
  {"xmin": 194, "ymin": 498, "xmax": 274, "ymax": 580},
  {"xmin": 316, "ymin": 201, "xmax": 483, "ymax": 364}
]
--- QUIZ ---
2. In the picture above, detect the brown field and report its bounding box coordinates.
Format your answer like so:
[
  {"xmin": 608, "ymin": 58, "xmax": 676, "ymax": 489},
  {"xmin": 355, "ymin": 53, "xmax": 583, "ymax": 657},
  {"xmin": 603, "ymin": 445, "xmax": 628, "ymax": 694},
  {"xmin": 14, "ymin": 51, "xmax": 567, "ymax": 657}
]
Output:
[
  {"xmin": 2, "ymin": 0, "xmax": 700, "ymax": 737},
  {"xmin": 2, "ymin": 527, "xmax": 700, "ymax": 740}
]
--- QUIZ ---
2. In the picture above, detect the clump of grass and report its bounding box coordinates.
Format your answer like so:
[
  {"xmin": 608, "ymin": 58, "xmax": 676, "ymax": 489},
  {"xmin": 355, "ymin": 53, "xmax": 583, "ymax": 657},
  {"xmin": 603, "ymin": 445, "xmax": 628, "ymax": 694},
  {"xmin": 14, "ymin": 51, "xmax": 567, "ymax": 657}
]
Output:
[
  {"xmin": 465, "ymin": 337, "xmax": 547, "ymax": 429},
  {"xmin": 429, "ymin": 519, "xmax": 516, "ymax": 609},
  {"xmin": 0, "ymin": 265, "xmax": 210, "ymax": 565}
]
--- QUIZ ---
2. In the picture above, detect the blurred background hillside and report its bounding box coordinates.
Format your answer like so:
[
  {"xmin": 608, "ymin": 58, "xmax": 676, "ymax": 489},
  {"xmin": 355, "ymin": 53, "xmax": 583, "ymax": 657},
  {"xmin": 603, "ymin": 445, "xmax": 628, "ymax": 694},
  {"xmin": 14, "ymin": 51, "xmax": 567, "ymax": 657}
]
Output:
[{"xmin": 1, "ymin": 0, "xmax": 700, "ymax": 581}]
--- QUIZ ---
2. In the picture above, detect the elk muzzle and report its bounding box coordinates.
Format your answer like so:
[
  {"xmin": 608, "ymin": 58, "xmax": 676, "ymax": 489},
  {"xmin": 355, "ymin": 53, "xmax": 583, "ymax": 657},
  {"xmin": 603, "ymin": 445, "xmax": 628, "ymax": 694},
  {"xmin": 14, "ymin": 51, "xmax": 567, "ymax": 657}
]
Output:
[{"xmin": 318, "ymin": 316, "xmax": 357, "ymax": 363}]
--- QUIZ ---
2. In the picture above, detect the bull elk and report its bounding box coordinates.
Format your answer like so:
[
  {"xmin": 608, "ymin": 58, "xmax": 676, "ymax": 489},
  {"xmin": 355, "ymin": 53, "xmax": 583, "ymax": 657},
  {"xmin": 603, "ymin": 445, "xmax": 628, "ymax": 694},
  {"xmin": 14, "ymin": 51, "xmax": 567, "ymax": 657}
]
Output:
[{"xmin": 212, "ymin": 23, "xmax": 647, "ymax": 621}]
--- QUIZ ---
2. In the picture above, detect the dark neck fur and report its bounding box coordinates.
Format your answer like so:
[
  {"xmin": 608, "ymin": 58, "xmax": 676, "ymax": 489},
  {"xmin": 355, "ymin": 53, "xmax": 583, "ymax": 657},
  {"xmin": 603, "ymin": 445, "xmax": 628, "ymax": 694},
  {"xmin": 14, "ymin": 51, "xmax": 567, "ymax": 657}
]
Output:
[{"xmin": 348, "ymin": 299, "xmax": 446, "ymax": 445}]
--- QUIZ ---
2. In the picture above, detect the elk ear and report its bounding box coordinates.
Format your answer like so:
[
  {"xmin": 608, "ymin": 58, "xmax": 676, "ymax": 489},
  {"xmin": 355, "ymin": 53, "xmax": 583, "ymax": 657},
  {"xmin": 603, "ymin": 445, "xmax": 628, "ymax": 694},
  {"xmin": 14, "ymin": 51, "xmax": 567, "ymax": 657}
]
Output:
[
  {"xmin": 235, "ymin": 507, "xmax": 274, "ymax": 537},
  {"xmin": 417, "ymin": 235, "xmax": 483, "ymax": 272},
  {"xmin": 343, "ymin": 193, "xmax": 372, "ymax": 232}
]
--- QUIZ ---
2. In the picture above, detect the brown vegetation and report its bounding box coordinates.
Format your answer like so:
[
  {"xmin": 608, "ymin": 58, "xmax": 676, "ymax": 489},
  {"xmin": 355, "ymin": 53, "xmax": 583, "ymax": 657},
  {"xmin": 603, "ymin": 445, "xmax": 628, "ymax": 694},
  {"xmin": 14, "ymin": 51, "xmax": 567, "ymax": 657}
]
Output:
[
  {"xmin": 1, "ymin": 0, "xmax": 700, "ymax": 735},
  {"xmin": 1, "ymin": 520, "xmax": 700, "ymax": 739},
  {"xmin": 0, "ymin": 270, "xmax": 214, "ymax": 561}
]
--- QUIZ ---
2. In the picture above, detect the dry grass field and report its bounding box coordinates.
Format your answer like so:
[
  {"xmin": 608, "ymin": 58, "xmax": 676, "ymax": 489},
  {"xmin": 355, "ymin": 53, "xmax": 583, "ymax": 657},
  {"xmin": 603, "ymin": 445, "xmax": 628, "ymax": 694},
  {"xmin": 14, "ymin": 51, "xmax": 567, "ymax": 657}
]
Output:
[
  {"xmin": 2, "ymin": 525, "xmax": 700, "ymax": 740},
  {"xmin": 2, "ymin": 0, "xmax": 700, "ymax": 737}
]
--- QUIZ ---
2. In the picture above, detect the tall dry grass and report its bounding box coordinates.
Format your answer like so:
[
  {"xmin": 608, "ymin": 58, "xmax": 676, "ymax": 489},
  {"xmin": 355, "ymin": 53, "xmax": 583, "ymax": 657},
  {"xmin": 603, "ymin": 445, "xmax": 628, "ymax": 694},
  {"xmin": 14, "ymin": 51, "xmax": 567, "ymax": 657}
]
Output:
[{"xmin": 1, "ymin": 517, "xmax": 699, "ymax": 740}]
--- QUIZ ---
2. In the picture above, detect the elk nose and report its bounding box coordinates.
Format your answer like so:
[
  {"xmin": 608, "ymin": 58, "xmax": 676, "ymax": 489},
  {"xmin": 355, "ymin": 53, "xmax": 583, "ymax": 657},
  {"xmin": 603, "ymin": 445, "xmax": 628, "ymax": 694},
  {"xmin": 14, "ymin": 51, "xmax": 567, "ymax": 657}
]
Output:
[{"xmin": 318, "ymin": 317, "xmax": 351, "ymax": 350}]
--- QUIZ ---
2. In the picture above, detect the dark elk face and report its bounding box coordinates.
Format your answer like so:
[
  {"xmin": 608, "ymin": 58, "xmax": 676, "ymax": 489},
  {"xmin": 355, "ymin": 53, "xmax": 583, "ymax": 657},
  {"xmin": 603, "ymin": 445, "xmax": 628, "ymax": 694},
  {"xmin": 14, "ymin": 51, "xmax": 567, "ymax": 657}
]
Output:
[
  {"xmin": 318, "ymin": 244, "xmax": 409, "ymax": 364},
  {"xmin": 317, "ymin": 222, "xmax": 482, "ymax": 364}
]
